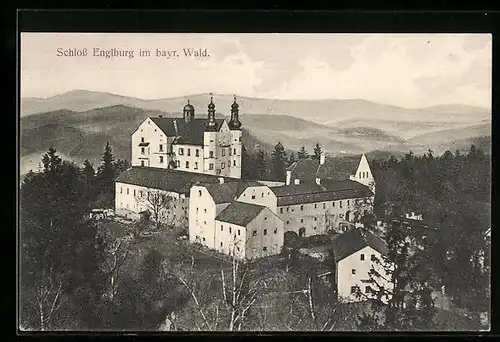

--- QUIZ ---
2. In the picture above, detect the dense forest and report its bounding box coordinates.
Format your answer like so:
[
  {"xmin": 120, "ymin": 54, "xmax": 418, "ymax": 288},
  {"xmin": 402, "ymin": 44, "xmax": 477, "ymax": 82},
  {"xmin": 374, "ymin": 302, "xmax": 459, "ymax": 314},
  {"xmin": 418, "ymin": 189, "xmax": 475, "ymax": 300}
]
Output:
[
  {"xmin": 19, "ymin": 142, "xmax": 490, "ymax": 330},
  {"xmin": 368, "ymin": 146, "xmax": 490, "ymax": 328}
]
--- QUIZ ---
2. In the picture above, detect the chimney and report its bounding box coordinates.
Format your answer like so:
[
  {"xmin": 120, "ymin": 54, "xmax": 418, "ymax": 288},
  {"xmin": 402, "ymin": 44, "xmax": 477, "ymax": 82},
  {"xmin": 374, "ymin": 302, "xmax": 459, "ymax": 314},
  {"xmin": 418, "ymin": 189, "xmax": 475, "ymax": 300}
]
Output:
[
  {"xmin": 159, "ymin": 114, "xmax": 163, "ymax": 118},
  {"xmin": 294, "ymin": 179, "xmax": 300, "ymax": 185},
  {"xmin": 286, "ymin": 170, "xmax": 292, "ymax": 185},
  {"xmin": 173, "ymin": 119, "xmax": 178, "ymax": 135},
  {"xmin": 315, "ymin": 177, "xmax": 321, "ymax": 185},
  {"xmin": 218, "ymin": 177, "xmax": 224, "ymax": 184},
  {"xmin": 320, "ymin": 152, "xmax": 325, "ymax": 165}
]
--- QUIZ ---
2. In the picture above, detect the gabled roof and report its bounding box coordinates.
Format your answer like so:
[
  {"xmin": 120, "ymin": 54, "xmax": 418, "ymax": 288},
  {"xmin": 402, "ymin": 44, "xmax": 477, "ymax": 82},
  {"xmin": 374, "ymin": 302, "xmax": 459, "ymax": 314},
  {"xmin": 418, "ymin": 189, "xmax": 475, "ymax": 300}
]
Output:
[
  {"xmin": 198, "ymin": 181, "xmax": 264, "ymax": 204},
  {"xmin": 287, "ymin": 155, "xmax": 362, "ymax": 183},
  {"xmin": 330, "ymin": 229, "xmax": 388, "ymax": 262},
  {"xmin": 215, "ymin": 201, "xmax": 267, "ymax": 226},
  {"xmin": 149, "ymin": 117, "xmax": 225, "ymax": 145},
  {"xmin": 115, "ymin": 167, "xmax": 238, "ymax": 195},
  {"xmin": 271, "ymin": 180, "xmax": 373, "ymax": 206}
]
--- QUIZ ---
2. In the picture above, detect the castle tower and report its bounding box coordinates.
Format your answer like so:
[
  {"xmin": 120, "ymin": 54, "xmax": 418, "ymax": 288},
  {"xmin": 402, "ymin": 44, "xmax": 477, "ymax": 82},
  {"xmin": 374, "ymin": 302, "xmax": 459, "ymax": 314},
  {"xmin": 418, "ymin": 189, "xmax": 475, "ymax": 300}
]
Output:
[
  {"xmin": 203, "ymin": 93, "xmax": 218, "ymax": 175},
  {"xmin": 205, "ymin": 93, "xmax": 217, "ymax": 131},
  {"xmin": 228, "ymin": 94, "xmax": 242, "ymax": 130},
  {"xmin": 183, "ymin": 99, "xmax": 195, "ymax": 123},
  {"xmin": 228, "ymin": 95, "xmax": 242, "ymax": 179}
]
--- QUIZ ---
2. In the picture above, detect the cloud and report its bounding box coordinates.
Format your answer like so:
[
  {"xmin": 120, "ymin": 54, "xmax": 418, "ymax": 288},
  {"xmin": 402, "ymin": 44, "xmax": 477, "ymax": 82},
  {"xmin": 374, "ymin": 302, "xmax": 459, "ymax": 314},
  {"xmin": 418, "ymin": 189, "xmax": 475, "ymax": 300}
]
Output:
[
  {"xmin": 259, "ymin": 34, "xmax": 491, "ymax": 107},
  {"xmin": 21, "ymin": 33, "xmax": 491, "ymax": 108}
]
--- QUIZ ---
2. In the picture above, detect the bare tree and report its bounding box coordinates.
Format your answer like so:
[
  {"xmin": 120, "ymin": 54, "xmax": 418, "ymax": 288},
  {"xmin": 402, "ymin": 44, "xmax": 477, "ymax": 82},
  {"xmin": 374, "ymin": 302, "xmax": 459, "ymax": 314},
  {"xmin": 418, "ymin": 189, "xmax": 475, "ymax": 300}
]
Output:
[
  {"xmin": 100, "ymin": 232, "xmax": 130, "ymax": 301},
  {"xmin": 136, "ymin": 188, "xmax": 176, "ymax": 230},
  {"xmin": 32, "ymin": 267, "xmax": 64, "ymax": 331},
  {"xmin": 164, "ymin": 237, "xmax": 262, "ymax": 331}
]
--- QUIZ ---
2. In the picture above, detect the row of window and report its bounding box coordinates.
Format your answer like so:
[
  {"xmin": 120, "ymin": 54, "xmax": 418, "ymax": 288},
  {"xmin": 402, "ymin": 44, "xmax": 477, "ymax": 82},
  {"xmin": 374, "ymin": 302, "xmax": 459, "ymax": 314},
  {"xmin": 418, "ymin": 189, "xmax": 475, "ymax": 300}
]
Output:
[
  {"xmin": 178, "ymin": 147, "xmax": 239, "ymax": 157},
  {"xmin": 242, "ymin": 191, "xmax": 271, "ymax": 199},
  {"xmin": 351, "ymin": 285, "xmax": 372, "ymax": 294},
  {"xmin": 218, "ymin": 244, "xmax": 275, "ymax": 254},
  {"xmin": 284, "ymin": 212, "xmax": 349, "ymax": 225},
  {"xmin": 350, "ymin": 254, "xmax": 377, "ymax": 273},
  {"xmin": 358, "ymin": 171, "xmax": 370, "ymax": 179},
  {"xmin": 221, "ymin": 224, "xmax": 241, "ymax": 236},
  {"xmin": 178, "ymin": 147, "xmax": 201, "ymax": 157},
  {"xmin": 279, "ymin": 200, "xmax": 351, "ymax": 214},
  {"xmin": 252, "ymin": 228, "xmax": 278, "ymax": 236}
]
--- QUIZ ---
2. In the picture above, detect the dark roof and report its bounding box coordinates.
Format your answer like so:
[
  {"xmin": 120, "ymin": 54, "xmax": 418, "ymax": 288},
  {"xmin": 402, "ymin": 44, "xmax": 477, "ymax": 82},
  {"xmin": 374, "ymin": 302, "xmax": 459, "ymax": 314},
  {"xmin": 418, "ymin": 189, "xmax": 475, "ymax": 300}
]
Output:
[
  {"xmin": 115, "ymin": 167, "xmax": 238, "ymax": 195},
  {"xmin": 272, "ymin": 180, "xmax": 373, "ymax": 206},
  {"xmin": 150, "ymin": 117, "xmax": 225, "ymax": 145},
  {"xmin": 215, "ymin": 201, "xmax": 266, "ymax": 226},
  {"xmin": 330, "ymin": 229, "xmax": 388, "ymax": 262},
  {"xmin": 200, "ymin": 181, "xmax": 264, "ymax": 204},
  {"xmin": 287, "ymin": 155, "xmax": 362, "ymax": 183}
]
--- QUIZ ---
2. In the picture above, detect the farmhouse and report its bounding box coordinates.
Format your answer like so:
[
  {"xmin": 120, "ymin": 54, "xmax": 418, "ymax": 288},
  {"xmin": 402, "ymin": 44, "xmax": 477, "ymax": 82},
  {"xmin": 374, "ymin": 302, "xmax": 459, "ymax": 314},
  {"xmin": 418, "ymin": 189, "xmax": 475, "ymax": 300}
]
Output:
[{"xmin": 330, "ymin": 229, "xmax": 391, "ymax": 303}]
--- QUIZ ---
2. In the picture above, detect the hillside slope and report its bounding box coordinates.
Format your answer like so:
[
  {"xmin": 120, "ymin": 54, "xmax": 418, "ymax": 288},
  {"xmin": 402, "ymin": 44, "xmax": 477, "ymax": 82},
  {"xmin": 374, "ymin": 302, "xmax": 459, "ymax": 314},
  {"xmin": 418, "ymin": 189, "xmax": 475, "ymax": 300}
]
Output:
[{"xmin": 22, "ymin": 90, "xmax": 490, "ymax": 128}]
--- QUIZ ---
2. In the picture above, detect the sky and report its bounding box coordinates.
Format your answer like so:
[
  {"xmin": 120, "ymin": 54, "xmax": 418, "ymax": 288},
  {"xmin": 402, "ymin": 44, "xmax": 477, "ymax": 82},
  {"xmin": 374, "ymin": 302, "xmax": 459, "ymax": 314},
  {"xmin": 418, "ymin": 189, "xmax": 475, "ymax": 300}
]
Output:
[{"xmin": 20, "ymin": 33, "xmax": 492, "ymax": 108}]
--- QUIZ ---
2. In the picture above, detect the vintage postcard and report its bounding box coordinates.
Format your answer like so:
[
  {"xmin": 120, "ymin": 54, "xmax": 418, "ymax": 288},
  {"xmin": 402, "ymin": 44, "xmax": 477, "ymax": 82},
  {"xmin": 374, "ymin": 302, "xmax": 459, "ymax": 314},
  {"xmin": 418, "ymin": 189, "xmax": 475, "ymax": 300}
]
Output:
[{"xmin": 19, "ymin": 33, "xmax": 491, "ymax": 332}]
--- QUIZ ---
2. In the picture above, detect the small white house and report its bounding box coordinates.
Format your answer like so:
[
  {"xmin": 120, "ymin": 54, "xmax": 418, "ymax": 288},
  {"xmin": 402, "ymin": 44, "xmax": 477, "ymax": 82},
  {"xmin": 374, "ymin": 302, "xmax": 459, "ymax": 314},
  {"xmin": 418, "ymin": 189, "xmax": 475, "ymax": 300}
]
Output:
[
  {"xmin": 330, "ymin": 229, "xmax": 393, "ymax": 303},
  {"xmin": 215, "ymin": 201, "xmax": 284, "ymax": 260}
]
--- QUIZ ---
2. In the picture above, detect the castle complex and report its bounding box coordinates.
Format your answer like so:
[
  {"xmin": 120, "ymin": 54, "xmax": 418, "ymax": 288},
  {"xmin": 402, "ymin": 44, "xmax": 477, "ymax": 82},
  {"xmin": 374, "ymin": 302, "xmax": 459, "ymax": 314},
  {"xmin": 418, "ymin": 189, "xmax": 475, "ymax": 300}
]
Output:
[{"xmin": 115, "ymin": 95, "xmax": 377, "ymax": 260}]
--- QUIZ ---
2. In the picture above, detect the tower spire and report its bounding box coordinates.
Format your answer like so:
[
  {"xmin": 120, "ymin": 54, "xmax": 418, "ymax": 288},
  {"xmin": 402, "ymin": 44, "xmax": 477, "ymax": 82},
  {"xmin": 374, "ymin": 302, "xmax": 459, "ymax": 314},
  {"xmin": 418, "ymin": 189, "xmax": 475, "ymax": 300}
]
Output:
[
  {"xmin": 183, "ymin": 97, "xmax": 195, "ymax": 123},
  {"xmin": 229, "ymin": 94, "xmax": 242, "ymax": 130},
  {"xmin": 206, "ymin": 92, "xmax": 216, "ymax": 130}
]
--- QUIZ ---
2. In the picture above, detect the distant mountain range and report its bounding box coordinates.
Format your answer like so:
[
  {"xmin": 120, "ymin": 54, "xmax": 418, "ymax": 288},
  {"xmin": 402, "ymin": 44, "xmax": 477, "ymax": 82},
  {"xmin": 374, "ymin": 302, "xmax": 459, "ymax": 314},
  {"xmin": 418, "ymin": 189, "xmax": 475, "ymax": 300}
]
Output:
[{"xmin": 20, "ymin": 90, "xmax": 491, "ymax": 176}]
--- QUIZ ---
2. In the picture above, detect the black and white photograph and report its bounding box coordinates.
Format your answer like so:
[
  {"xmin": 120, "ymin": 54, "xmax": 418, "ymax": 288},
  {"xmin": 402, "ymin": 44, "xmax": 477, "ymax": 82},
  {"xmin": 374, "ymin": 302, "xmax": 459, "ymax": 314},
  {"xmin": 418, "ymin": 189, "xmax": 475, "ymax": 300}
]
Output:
[{"xmin": 19, "ymin": 32, "xmax": 491, "ymax": 331}]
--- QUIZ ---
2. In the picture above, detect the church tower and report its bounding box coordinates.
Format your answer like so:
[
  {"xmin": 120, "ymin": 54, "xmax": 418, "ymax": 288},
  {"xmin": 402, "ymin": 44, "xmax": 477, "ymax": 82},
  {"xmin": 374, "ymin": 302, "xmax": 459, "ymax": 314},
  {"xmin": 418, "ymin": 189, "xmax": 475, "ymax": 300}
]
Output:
[
  {"xmin": 228, "ymin": 95, "xmax": 242, "ymax": 130},
  {"xmin": 228, "ymin": 95, "xmax": 242, "ymax": 179},
  {"xmin": 183, "ymin": 99, "xmax": 195, "ymax": 123},
  {"xmin": 203, "ymin": 93, "xmax": 219, "ymax": 175},
  {"xmin": 205, "ymin": 93, "xmax": 217, "ymax": 131}
]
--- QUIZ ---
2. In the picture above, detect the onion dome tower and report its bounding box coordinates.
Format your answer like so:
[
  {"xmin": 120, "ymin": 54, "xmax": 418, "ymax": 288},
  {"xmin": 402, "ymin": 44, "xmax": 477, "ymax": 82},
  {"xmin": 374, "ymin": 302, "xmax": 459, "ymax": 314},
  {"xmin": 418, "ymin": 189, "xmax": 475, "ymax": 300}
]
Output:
[
  {"xmin": 228, "ymin": 94, "xmax": 242, "ymax": 130},
  {"xmin": 205, "ymin": 93, "xmax": 217, "ymax": 131},
  {"xmin": 183, "ymin": 99, "xmax": 195, "ymax": 123}
]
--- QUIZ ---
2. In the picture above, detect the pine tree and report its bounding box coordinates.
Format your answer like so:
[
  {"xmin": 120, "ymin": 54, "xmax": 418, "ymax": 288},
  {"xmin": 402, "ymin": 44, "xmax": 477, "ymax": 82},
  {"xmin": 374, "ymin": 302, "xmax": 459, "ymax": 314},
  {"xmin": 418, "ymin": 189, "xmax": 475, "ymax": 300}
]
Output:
[
  {"xmin": 271, "ymin": 142, "xmax": 287, "ymax": 182},
  {"xmin": 356, "ymin": 220, "xmax": 436, "ymax": 331},
  {"xmin": 298, "ymin": 146, "xmax": 308, "ymax": 159},
  {"xmin": 313, "ymin": 143, "xmax": 322, "ymax": 160},
  {"xmin": 241, "ymin": 144, "xmax": 253, "ymax": 180},
  {"xmin": 255, "ymin": 150, "xmax": 267, "ymax": 180},
  {"xmin": 96, "ymin": 142, "xmax": 116, "ymax": 208},
  {"xmin": 82, "ymin": 159, "xmax": 96, "ymax": 206},
  {"xmin": 20, "ymin": 150, "xmax": 107, "ymax": 330},
  {"xmin": 41, "ymin": 147, "xmax": 63, "ymax": 176},
  {"xmin": 114, "ymin": 159, "xmax": 129, "ymax": 175}
]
